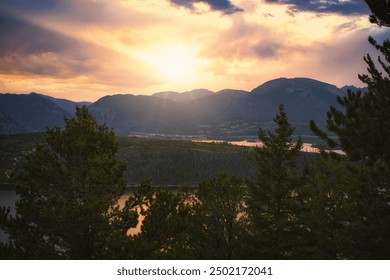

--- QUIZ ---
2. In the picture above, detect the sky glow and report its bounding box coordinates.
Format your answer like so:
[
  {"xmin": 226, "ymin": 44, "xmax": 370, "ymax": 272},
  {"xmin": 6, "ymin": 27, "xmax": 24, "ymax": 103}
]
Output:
[{"xmin": 0, "ymin": 0, "xmax": 388, "ymax": 101}]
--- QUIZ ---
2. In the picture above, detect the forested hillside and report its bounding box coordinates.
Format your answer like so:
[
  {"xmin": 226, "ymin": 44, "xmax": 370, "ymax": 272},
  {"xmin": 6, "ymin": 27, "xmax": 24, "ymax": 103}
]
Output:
[{"xmin": 0, "ymin": 134, "xmax": 257, "ymax": 186}]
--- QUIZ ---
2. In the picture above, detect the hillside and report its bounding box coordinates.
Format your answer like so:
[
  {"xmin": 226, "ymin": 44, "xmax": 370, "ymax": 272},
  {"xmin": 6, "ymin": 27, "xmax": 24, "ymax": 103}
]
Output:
[
  {"xmin": 152, "ymin": 89, "xmax": 214, "ymax": 102},
  {"xmin": 90, "ymin": 77, "xmax": 344, "ymax": 137},
  {"xmin": 0, "ymin": 134, "xmax": 257, "ymax": 185},
  {"xmin": 1, "ymin": 77, "xmax": 346, "ymax": 137},
  {"xmin": 0, "ymin": 93, "xmax": 71, "ymax": 134},
  {"xmin": 38, "ymin": 93, "xmax": 92, "ymax": 115},
  {"xmin": 246, "ymin": 77, "xmax": 343, "ymax": 123}
]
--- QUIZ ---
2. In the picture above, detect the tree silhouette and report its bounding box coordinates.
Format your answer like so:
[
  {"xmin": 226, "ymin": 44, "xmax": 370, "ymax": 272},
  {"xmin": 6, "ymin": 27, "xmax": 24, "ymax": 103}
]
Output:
[
  {"xmin": 365, "ymin": 0, "xmax": 390, "ymax": 27},
  {"xmin": 129, "ymin": 180, "xmax": 191, "ymax": 259},
  {"xmin": 188, "ymin": 173, "xmax": 245, "ymax": 259},
  {"xmin": 246, "ymin": 105, "xmax": 303, "ymax": 259},
  {"xmin": 309, "ymin": 1, "xmax": 390, "ymax": 258},
  {"xmin": 0, "ymin": 106, "xmax": 138, "ymax": 259}
]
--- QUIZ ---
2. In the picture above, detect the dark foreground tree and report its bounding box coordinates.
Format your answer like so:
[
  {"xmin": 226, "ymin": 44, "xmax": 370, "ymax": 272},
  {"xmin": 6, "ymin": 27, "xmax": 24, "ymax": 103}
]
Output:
[
  {"xmin": 365, "ymin": 0, "xmax": 390, "ymax": 27},
  {"xmin": 188, "ymin": 173, "xmax": 245, "ymax": 259},
  {"xmin": 127, "ymin": 175, "xmax": 246, "ymax": 260},
  {"xmin": 309, "ymin": 1, "xmax": 390, "ymax": 258},
  {"xmin": 129, "ymin": 180, "xmax": 192, "ymax": 259},
  {"xmin": 300, "ymin": 155, "xmax": 353, "ymax": 259},
  {"xmin": 0, "ymin": 106, "xmax": 138, "ymax": 259},
  {"xmin": 311, "ymin": 1, "xmax": 390, "ymax": 166},
  {"xmin": 245, "ymin": 105, "xmax": 304, "ymax": 259}
]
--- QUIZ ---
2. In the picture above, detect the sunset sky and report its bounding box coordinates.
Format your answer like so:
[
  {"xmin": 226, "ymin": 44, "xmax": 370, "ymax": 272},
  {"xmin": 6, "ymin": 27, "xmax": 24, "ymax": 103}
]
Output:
[{"xmin": 0, "ymin": 0, "xmax": 388, "ymax": 101}]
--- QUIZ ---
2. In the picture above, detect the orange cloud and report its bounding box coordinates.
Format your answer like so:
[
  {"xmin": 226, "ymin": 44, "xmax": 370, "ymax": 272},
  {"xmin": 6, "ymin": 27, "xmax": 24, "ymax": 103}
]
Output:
[{"xmin": 0, "ymin": 0, "xmax": 381, "ymax": 101}]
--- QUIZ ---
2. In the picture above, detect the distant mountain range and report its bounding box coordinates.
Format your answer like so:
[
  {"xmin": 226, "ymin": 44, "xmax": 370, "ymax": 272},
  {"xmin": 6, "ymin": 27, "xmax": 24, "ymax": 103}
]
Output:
[
  {"xmin": 0, "ymin": 78, "xmax": 367, "ymax": 137},
  {"xmin": 37, "ymin": 94, "xmax": 92, "ymax": 115},
  {"xmin": 152, "ymin": 89, "xmax": 215, "ymax": 102},
  {"xmin": 0, "ymin": 93, "xmax": 90, "ymax": 134}
]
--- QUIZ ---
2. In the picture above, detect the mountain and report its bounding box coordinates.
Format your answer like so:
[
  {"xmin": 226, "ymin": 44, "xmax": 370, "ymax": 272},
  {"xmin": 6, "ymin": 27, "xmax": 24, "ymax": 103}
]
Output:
[
  {"xmin": 246, "ymin": 77, "xmax": 343, "ymax": 123},
  {"xmin": 89, "ymin": 77, "xmax": 345, "ymax": 137},
  {"xmin": 37, "ymin": 93, "xmax": 92, "ymax": 115},
  {"xmin": 152, "ymin": 88, "xmax": 248, "ymax": 102},
  {"xmin": 1, "ymin": 78, "xmax": 348, "ymax": 137},
  {"xmin": 0, "ymin": 93, "xmax": 72, "ymax": 133},
  {"xmin": 152, "ymin": 89, "xmax": 214, "ymax": 102},
  {"xmin": 0, "ymin": 111, "xmax": 23, "ymax": 134},
  {"xmin": 216, "ymin": 89, "xmax": 249, "ymax": 98},
  {"xmin": 88, "ymin": 94, "xmax": 188, "ymax": 135},
  {"xmin": 340, "ymin": 85, "xmax": 368, "ymax": 94}
]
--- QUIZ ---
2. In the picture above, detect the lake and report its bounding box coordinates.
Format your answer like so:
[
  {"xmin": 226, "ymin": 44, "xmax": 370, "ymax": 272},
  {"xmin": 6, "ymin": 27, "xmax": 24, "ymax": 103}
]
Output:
[
  {"xmin": 193, "ymin": 139, "xmax": 344, "ymax": 154},
  {"xmin": 0, "ymin": 189, "xmax": 144, "ymax": 244},
  {"xmin": 0, "ymin": 190, "xmax": 18, "ymax": 243}
]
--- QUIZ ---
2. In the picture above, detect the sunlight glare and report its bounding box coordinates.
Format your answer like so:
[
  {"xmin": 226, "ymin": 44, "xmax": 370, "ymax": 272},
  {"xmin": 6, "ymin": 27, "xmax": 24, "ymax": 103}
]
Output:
[{"xmin": 136, "ymin": 44, "xmax": 200, "ymax": 83}]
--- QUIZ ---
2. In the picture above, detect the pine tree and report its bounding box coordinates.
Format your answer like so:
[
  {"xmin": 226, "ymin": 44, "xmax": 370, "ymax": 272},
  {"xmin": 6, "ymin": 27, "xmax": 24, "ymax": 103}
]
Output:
[
  {"xmin": 309, "ymin": 2, "xmax": 390, "ymax": 258},
  {"xmin": 130, "ymin": 180, "xmax": 192, "ymax": 259},
  {"xmin": 365, "ymin": 0, "xmax": 390, "ymax": 27},
  {"xmin": 188, "ymin": 173, "xmax": 245, "ymax": 259},
  {"xmin": 310, "ymin": 5, "xmax": 390, "ymax": 166},
  {"xmin": 245, "ymin": 104, "xmax": 303, "ymax": 259},
  {"xmin": 0, "ymin": 106, "xmax": 138, "ymax": 259},
  {"xmin": 300, "ymin": 156, "xmax": 352, "ymax": 259}
]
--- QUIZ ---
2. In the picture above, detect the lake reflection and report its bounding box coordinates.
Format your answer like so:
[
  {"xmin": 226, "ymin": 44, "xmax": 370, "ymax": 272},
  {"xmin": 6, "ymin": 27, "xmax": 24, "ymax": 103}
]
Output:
[
  {"xmin": 0, "ymin": 190, "xmax": 18, "ymax": 215},
  {"xmin": 0, "ymin": 190, "xmax": 18, "ymax": 243},
  {"xmin": 0, "ymin": 188, "xmax": 143, "ymax": 243},
  {"xmin": 117, "ymin": 194, "xmax": 144, "ymax": 236}
]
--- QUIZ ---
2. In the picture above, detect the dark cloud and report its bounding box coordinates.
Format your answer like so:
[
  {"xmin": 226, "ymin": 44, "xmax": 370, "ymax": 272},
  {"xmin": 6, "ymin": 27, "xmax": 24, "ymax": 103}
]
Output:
[
  {"xmin": 263, "ymin": 13, "xmax": 275, "ymax": 18},
  {"xmin": 334, "ymin": 21, "xmax": 360, "ymax": 33},
  {"xmin": 253, "ymin": 42, "xmax": 282, "ymax": 58},
  {"xmin": 264, "ymin": 0, "xmax": 370, "ymax": 16},
  {"xmin": 0, "ymin": 0, "xmax": 121, "ymax": 25},
  {"xmin": 0, "ymin": 9, "xmax": 93, "ymax": 78},
  {"xmin": 168, "ymin": 0, "xmax": 244, "ymax": 14},
  {"xmin": 0, "ymin": 0, "xmax": 155, "ymax": 80},
  {"xmin": 0, "ymin": 15, "xmax": 65, "ymax": 55},
  {"xmin": 0, "ymin": 0, "xmax": 63, "ymax": 12}
]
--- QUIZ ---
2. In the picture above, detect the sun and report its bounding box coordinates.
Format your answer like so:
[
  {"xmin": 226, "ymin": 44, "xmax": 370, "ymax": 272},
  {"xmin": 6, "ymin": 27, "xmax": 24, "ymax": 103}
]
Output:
[
  {"xmin": 135, "ymin": 43, "xmax": 200, "ymax": 83},
  {"xmin": 152, "ymin": 44, "xmax": 197, "ymax": 81}
]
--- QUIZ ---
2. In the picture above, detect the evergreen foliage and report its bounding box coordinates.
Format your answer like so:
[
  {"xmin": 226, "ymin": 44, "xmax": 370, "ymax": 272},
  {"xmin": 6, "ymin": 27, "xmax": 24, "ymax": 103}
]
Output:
[
  {"xmin": 365, "ymin": 0, "xmax": 390, "ymax": 27},
  {"xmin": 0, "ymin": 134, "xmax": 257, "ymax": 185},
  {"xmin": 129, "ymin": 180, "xmax": 192, "ymax": 259},
  {"xmin": 0, "ymin": 106, "xmax": 137, "ymax": 259},
  {"xmin": 300, "ymin": 156, "xmax": 352, "ymax": 259},
  {"xmin": 118, "ymin": 137, "xmax": 256, "ymax": 185},
  {"xmin": 309, "ymin": 2, "xmax": 390, "ymax": 258},
  {"xmin": 188, "ymin": 173, "xmax": 245, "ymax": 259},
  {"xmin": 245, "ymin": 105, "xmax": 304, "ymax": 259}
]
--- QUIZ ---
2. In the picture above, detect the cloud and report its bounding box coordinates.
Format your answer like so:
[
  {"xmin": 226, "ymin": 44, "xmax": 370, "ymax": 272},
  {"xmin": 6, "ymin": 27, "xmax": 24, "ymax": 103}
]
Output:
[
  {"xmin": 264, "ymin": 0, "xmax": 370, "ymax": 16},
  {"xmin": 0, "ymin": 0, "xmax": 134, "ymax": 25},
  {"xmin": 0, "ymin": 0, "xmax": 159, "ymax": 75},
  {"xmin": 168, "ymin": 0, "xmax": 243, "ymax": 14},
  {"xmin": 0, "ymin": 0, "xmax": 172, "ymax": 100},
  {"xmin": 0, "ymin": 0, "xmax": 378, "ymax": 101},
  {"xmin": 0, "ymin": 0, "xmax": 62, "ymax": 12},
  {"xmin": 252, "ymin": 42, "xmax": 284, "ymax": 59},
  {"xmin": 0, "ymin": 9, "xmax": 92, "ymax": 78}
]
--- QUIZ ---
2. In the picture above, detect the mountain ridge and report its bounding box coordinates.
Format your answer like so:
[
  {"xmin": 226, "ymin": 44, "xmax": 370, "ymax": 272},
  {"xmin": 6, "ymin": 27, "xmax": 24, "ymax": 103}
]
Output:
[
  {"xmin": 0, "ymin": 77, "xmax": 359, "ymax": 137},
  {"xmin": 0, "ymin": 93, "xmax": 71, "ymax": 134},
  {"xmin": 152, "ymin": 89, "xmax": 214, "ymax": 102},
  {"xmin": 35, "ymin": 93, "xmax": 92, "ymax": 115}
]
